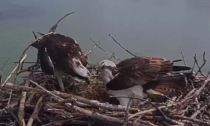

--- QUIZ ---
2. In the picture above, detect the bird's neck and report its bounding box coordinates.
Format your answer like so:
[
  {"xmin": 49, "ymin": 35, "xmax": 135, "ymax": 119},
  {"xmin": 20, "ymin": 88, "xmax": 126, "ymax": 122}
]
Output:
[{"xmin": 101, "ymin": 68, "xmax": 114, "ymax": 86}]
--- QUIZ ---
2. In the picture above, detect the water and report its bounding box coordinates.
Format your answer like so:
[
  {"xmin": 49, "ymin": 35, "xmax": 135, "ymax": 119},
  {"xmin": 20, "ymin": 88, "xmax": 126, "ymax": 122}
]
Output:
[{"xmin": 0, "ymin": 0, "xmax": 210, "ymax": 77}]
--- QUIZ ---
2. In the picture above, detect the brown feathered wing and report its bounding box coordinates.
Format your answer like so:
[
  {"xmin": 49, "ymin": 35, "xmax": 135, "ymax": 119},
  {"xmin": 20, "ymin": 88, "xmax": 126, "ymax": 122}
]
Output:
[
  {"xmin": 106, "ymin": 57, "xmax": 173, "ymax": 90},
  {"xmin": 44, "ymin": 34, "xmax": 88, "ymax": 78}
]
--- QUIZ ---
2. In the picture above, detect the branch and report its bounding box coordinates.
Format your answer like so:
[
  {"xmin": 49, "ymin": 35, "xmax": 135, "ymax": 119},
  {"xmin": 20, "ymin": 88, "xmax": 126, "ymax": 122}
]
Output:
[
  {"xmin": 42, "ymin": 119, "xmax": 82, "ymax": 126},
  {"xmin": 170, "ymin": 115, "xmax": 210, "ymax": 126},
  {"xmin": 32, "ymin": 31, "xmax": 37, "ymax": 39},
  {"xmin": 181, "ymin": 51, "xmax": 187, "ymax": 66},
  {"xmin": 89, "ymin": 37, "xmax": 121, "ymax": 61},
  {"xmin": 54, "ymin": 91, "xmax": 132, "ymax": 111},
  {"xmin": 27, "ymin": 96, "xmax": 43, "ymax": 126},
  {"xmin": 179, "ymin": 79, "xmax": 210, "ymax": 106},
  {"xmin": 191, "ymin": 56, "xmax": 196, "ymax": 73},
  {"xmin": 0, "ymin": 101, "xmax": 19, "ymax": 116},
  {"xmin": 1, "ymin": 54, "xmax": 27, "ymax": 87},
  {"xmin": 111, "ymin": 96, "xmax": 167, "ymax": 120},
  {"xmin": 30, "ymin": 32, "xmax": 54, "ymax": 47},
  {"xmin": 108, "ymin": 34, "xmax": 137, "ymax": 57},
  {"xmin": 49, "ymin": 11, "xmax": 76, "ymax": 32},
  {"xmin": 29, "ymin": 80, "xmax": 62, "ymax": 100},
  {"xmin": 135, "ymin": 119, "xmax": 157, "ymax": 126},
  {"xmin": 18, "ymin": 80, "xmax": 30, "ymax": 126},
  {"xmin": 128, "ymin": 104, "xmax": 174, "ymax": 119},
  {"xmin": 7, "ymin": 89, "xmax": 13, "ymax": 105},
  {"xmin": 194, "ymin": 52, "xmax": 206, "ymax": 76},
  {"xmin": 4, "ymin": 82, "xmax": 44, "ymax": 94},
  {"xmin": 14, "ymin": 61, "xmax": 37, "ymax": 64},
  {"xmin": 65, "ymin": 103, "xmax": 135, "ymax": 125},
  {"xmin": 16, "ymin": 80, "xmax": 137, "ymax": 112},
  {"xmin": 84, "ymin": 41, "xmax": 99, "ymax": 56},
  {"xmin": 29, "ymin": 80, "xmax": 139, "ymax": 125},
  {"xmin": 108, "ymin": 52, "xmax": 115, "ymax": 60},
  {"xmin": 37, "ymin": 32, "xmax": 45, "ymax": 36},
  {"xmin": 190, "ymin": 105, "xmax": 207, "ymax": 118},
  {"xmin": 123, "ymin": 95, "xmax": 133, "ymax": 126}
]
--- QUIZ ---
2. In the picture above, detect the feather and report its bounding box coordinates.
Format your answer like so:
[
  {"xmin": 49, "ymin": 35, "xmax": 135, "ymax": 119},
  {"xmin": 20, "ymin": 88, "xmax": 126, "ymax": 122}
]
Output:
[
  {"xmin": 31, "ymin": 33, "xmax": 90, "ymax": 89},
  {"xmin": 106, "ymin": 57, "xmax": 192, "ymax": 91},
  {"xmin": 38, "ymin": 47, "xmax": 54, "ymax": 75}
]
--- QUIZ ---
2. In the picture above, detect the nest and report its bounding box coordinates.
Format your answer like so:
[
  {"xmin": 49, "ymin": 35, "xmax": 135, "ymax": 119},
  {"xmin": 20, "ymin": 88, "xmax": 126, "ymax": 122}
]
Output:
[
  {"xmin": 1, "ymin": 67, "xmax": 210, "ymax": 126},
  {"xmin": 1, "ymin": 37, "xmax": 210, "ymax": 126}
]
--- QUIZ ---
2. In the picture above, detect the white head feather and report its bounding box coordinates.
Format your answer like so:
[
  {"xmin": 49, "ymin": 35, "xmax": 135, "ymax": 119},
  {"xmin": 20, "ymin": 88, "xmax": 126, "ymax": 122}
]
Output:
[
  {"xmin": 72, "ymin": 58, "xmax": 90, "ymax": 78},
  {"xmin": 99, "ymin": 59, "xmax": 116, "ymax": 68},
  {"xmin": 98, "ymin": 60, "xmax": 116, "ymax": 85}
]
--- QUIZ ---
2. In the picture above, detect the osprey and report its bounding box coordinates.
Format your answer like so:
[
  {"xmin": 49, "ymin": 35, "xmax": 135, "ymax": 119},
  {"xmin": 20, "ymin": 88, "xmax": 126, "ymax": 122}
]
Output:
[
  {"xmin": 98, "ymin": 57, "xmax": 192, "ymax": 107},
  {"xmin": 31, "ymin": 33, "xmax": 90, "ymax": 92}
]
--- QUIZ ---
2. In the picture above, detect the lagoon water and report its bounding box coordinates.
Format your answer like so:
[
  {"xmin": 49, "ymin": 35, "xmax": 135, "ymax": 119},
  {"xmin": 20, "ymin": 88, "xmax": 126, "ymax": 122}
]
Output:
[{"xmin": 0, "ymin": 0, "xmax": 210, "ymax": 77}]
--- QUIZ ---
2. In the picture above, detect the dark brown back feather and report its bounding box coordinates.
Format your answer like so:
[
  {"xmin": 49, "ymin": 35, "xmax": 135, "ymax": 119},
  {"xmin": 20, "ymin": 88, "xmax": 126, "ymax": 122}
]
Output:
[
  {"xmin": 45, "ymin": 34, "xmax": 88, "ymax": 72},
  {"xmin": 32, "ymin": 33, "xmax": 88, "ymax": 79},
  {"xmin": 143, "ymin": 75, "xmax": 187, "ymax": 93},
  {"xmin": 107, "ymin": 57, "xmax": 174, "ymax": 90},
  {"xmin": 143, "ymin": 75, "xmax": 188, "ymax": 102}
]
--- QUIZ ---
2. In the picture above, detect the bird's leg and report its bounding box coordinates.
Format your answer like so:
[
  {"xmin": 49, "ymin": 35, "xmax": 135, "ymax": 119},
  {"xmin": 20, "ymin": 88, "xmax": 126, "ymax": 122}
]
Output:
[
  {"xmin": 56, "ymin": 75, "xmax": 65, "ymax": 92},
  {"xmin": 54, "ymin": 70, "xmax": 65, "ymax": 92}
]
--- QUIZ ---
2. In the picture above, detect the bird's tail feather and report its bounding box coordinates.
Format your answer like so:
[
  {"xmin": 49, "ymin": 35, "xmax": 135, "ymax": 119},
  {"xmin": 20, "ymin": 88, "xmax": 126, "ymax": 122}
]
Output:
[
  {"xmin": 172, "ymin": 65, "xmax": 191, "ymax": 71},
  {"xmin": 143, "ymin": 75, "xmax": 187, "ymax": 96}
]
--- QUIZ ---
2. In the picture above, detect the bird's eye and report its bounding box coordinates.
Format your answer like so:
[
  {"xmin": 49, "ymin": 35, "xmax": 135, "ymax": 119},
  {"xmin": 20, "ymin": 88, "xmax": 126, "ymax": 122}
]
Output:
[{"xmin": 101, "ymin": 66, "xmax": 105, "ymax": 69}]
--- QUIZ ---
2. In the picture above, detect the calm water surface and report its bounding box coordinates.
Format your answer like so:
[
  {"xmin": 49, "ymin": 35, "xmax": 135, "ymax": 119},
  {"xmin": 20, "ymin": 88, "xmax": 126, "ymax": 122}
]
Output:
[{"xmin": 0, "ymin": 0, "xmax": 210, "ymax": 77}]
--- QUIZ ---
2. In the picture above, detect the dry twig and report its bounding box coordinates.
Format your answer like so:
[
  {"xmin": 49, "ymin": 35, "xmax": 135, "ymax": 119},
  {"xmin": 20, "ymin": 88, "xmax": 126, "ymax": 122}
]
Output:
[
  {"xmin": 170, "ymin": 115, "xmax": 210, "ymax": 126},
  {"xmin": 27, "ymin": 96, "xmax": 43, "ymax": 126},
  {"xmin": 85, "ymin": 41, "xmax": 99, "ymax": 56},
  {"xmin": 1, "ymin": 54, "xmax": 27, "ymax": 87},
  {"xmin": 89, "ymin": 37, "xmax": 121, "ymax": 61},
  {"xmin": 29, "ymin": 80, "xmax": 139, "ymax": 125},
  {"xmin": 108, "ymin": 34, "xmax": 137, "ymax": 57},
  {"xmin": 18, "ymin": 80, "xmax": 30, "ymax": 126},
  {"xmin": 191, "ymin": 105, "xmax": 207, "ymax": 118},
  {"xmin": 32, "ymin": 31, "xmax": 37, "ymax": 39},
  {"xmin": 194, "ymin": 52, "xmax": 206, "ymax": 76},
  {"xmin": 0, "ymin": 101, "xmax": 19, "ymax": 116},
  {"xmin": 49, "ymin": 11, "xmax": 76, "ymax": 32},
  {"xmin": 128, "ymin": 104, "xmax": 174, "ymax": 120},
  {"xmin": 181, "ymin": 51, "xmax": 187, "ymax": 66}
]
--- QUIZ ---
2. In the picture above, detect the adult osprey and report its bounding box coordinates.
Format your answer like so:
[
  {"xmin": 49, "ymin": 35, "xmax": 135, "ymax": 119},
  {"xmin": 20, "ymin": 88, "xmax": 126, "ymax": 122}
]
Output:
[
  {"xmin": 31, "ymin": 33, "xmax": 90, "ymax": 92},
  {"xmin": 98, "ymin": 57, "xmax": 192, "ymax": 107}
]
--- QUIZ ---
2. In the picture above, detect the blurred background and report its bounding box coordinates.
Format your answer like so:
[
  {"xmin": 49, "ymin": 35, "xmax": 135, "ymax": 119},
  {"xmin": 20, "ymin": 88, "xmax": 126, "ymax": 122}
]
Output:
[{"xmin": 0, "ymin": 0, "xmax": 210, "ymax": 78}]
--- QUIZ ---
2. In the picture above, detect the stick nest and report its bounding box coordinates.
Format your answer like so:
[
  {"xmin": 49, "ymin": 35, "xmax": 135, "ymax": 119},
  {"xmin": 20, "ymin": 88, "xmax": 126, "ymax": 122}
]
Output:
[{"xmin": 1, "ymin": 66, "xmax": 210, "ymax": 126}]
